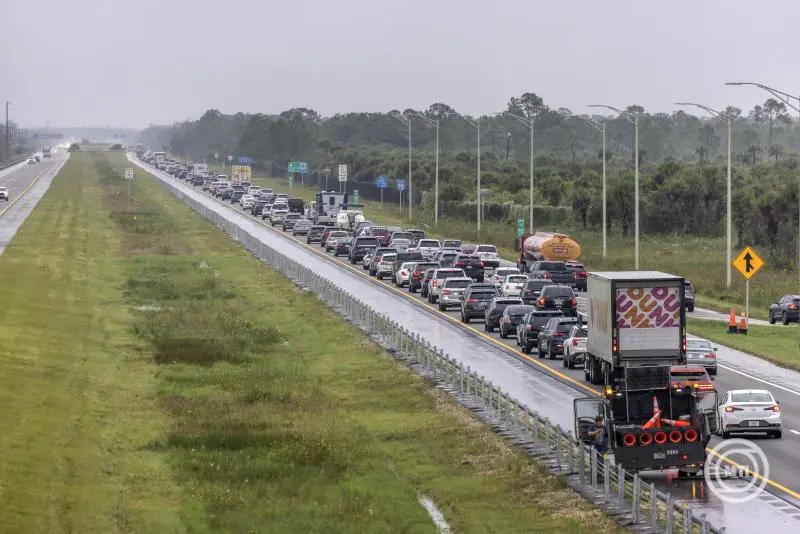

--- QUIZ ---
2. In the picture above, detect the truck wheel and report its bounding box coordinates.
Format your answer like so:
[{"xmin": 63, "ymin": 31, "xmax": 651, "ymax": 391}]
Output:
[{"xmin": 537, "ymin": 346, "xmax": 544, "ymax": 358}]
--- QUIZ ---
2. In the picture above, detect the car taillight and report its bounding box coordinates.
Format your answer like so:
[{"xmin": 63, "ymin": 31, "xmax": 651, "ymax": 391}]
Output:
[
  {"xmin": 400, "ymin": 270, "xmax": 407, "ymax": 276},
  {"xmin": 572, "ymin": 339, "xmax": 578, "ymax": 346},
  {"xmin": 707, "ymin": 352, "xmax": 716, "ymax": 359},
  {"xmin": 526, "ymin": 325, "xmax": 532, "ymax": 331},
  {"xmin": 466, "ymin": 298, "xmax": 476, "ymax": 303},
  {"xmin": 432, "ymin": 280, "xmax": 438, "ymax": 287},
  {"xmin": 766, "ymin": 405, "xmax": 780, "ymax": 412},
  {"xmin": 789, "ymin": 304, "xmax": 797, "ymax": 310},
  {"xmin": 542, "ymin": 272, "xmax": 550, "ymax": 279},
  {"xmin": 477, "ymin": 262, "xmax": 484, "ymax": 268},
  {"xmin": 454, "ymin": 262, "xmax": 464, "ymax": 267},
  {"xmin": 571, "ymin": 298, "xmax": 577, "ymax": 307},
  {"xmin": 538, "ymin": 297, "xmax": 545, "ymax": 306},
  {"xmin": 724, "ymin": 406, "xmax": 743, "ymax": 413}
]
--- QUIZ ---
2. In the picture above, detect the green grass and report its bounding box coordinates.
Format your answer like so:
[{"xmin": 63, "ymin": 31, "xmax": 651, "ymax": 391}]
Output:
[
  {"xmin": 0, "ymin": 151, "xmax": 625, "ymax": 532},
  {"xmin": 688, "ymin": 318, "xmax": 800, "ymax": 371}
]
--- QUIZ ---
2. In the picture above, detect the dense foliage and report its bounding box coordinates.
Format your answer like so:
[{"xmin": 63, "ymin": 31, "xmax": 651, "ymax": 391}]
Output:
[{"xmin": 136, "ymin": 93, "xmax": 800, "ymax": 265}]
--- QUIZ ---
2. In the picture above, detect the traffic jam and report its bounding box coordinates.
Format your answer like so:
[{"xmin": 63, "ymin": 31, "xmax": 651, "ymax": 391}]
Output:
[{"xmin": 138, "ymin": 152, "xmax": 786, "ymax": 461}]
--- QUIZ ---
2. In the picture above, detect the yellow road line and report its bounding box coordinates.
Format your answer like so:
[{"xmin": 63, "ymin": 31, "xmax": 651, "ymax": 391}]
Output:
[
  {"xmin": 0, "ymin": 166, "xmax": 51, "ymax": 217},
  {"xmin": 146, "ymin": 163, "xmax": 800, "ymax": 503}
]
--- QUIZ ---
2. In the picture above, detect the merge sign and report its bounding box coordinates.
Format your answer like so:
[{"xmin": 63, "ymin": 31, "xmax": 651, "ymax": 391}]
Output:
[
  {"xmin": 124, "ymin": 168, "xmax": 134, "ymax": 180},
  {"xmin": 732, "ymin": 246, "xmax": 765, "ymax": 280}
]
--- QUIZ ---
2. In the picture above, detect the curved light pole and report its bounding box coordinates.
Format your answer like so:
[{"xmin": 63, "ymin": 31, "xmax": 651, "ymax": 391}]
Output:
[
  {"xmin": 567, "ymin": 112, "xmax": 607, "ymax": 257},
  {"xmin": 675, "ymin": 102, "xmax": 733, "ymax": 287},
  {"xmin": 450, "ymin": 113, "xmax": 481, "ymax": 233},
  {"xmin": 726, "ymin": 82, "xmax": 800, "ymax": 290},
  {"xmin": 590, "ymin": 104, "xmax": 640, "ymax": 270},
  {"xmin": 412, "ymin": 112, "xmax": 442, "ymax": 227},
  {"xmin": 505, "ymin": 111, "xmax": 535, "ymax": 233},
  {"xmin": 389, "ymin": 112, "xmax": 413, "ymax": 220}
]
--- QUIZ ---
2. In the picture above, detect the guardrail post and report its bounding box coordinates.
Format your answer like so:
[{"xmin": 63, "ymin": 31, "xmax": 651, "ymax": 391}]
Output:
[
  {"xmin": 700, "ymin": 514, "xmax": 709, "ymax": 534},
  {"xmin": 590, "ymin": 448, "xmax": 598, "ymax": 489},
  {"xmin": 617, "ymin": 464, "xmax": 625, "ymax": 504},
  {"xmin": 465, "ymin": 366, "xmax": 471, "ymax": 399},
  {"xmin": 665, "ymin": 493, "xmax": 674, "ymax": 533},
  {"xmin": 578, "ymin": 444, "xmax": 586, "ymax": 483},
  {"xmin": 683, "ymin": 506, "xmax": 691, "ymax": 534},
  {"xmin": 524, "ymin": 407, "xmax": 531, "ymax": 439},
  {"xmin": 533, "ymin": 412, "xmax": 539, "ymax": 440},
  {"xmin": 554, "ymin": 426, "xmax": 562, "ymax": 468},
  {"xmin": 631, "ymin": 474, "xmax": 640, "ymax": 523},
  {"xmin": 566, "ymin": 431, "xmax": 574, "ymax": 473},
  {"xmin": 603, "ymin": 456, "xmax": 611, "ymax": 497},
  {"xmin": 649, "ymin": 483, "xmax": 657, "ymax": 530}
]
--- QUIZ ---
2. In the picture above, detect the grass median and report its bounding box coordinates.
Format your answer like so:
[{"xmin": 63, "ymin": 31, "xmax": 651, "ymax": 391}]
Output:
[
  {"xmin": 688, "ymin": 318, "xmax": 800, "ymax": 371},
  {"xmin": 0, "ymin": 151, "xmax": 624, "ymax": 533}
]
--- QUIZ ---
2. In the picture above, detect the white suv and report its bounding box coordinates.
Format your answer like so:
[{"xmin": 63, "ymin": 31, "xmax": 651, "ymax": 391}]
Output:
[
  {"xmin": 475, "ymin": 244, "xmax": 500, "ymax": 268},
  {"xmin": 0, "ymin": 187, "xmax": 8, "ymax": 201}
]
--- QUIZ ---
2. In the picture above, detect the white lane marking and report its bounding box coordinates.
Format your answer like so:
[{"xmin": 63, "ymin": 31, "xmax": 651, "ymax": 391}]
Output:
[
  {"xmin": 790, "ymin": 430, "xmax": 800, "ymax": 436},
  {"xmin": 717, "ymin": 364, "xmax": 800, "ymax": 398},
  {"xmin": 418, "ymin": 495, "xmax": 451, "ymax": 533}
]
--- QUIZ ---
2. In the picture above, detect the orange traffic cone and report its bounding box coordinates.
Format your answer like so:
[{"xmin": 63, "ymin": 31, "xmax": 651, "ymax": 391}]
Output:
[
  {"xmin": 661, "ymin": 417, "xmax": 692, "ymax": 428},
  {"xmin": 739, "ymin": 312, "xmax": 748, "ymax": 335},
  {"xmin": 728, "ymin": 309, "xmax": 738, "ymax": 334}
]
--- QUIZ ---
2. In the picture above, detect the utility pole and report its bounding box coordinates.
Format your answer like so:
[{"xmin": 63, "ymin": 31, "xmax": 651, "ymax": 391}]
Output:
[{"xmin": 4, "ymin": 101, "xmax": 9, "ymax": 162}]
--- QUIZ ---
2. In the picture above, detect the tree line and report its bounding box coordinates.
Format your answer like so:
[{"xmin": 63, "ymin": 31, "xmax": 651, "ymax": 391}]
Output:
[{"xmin": 135, "ymin": 93, "xmax": 800, "ymax": 266}]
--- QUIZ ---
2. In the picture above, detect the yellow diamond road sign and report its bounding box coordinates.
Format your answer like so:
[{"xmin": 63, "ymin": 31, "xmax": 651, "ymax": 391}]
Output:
[{"xmin": 732, "ymin": 246, "xmax": 764, "ymax": 280}]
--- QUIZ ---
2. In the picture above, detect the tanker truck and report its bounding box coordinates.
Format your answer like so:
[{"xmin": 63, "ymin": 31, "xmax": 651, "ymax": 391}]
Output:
[{"xmin": 517, "ymin": 232, "xmax": 581, "ymax": 272}]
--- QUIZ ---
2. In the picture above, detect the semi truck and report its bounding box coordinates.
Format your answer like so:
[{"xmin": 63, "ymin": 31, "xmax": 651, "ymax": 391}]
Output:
[
  {"xmin": 230, "ymin": 165, "xmax": 251, "ymax": 184},
  {"xmin": 574, "ymin": 271, "xmax": 717, "ymax": 475},
  {"xmin": 314, "ymin": 191, "xmax": 348, "ymax": 226},
  {"xmin": 517, "ymin": 232, "xmax": 581, "ymax": 272},
  {"xmin": 42, "ymin": 145, "xmax": 52, "ymax": 158},
  {"xmin": 154, "ymin": 152, "xmax": 166, "ymax": 169},
  {"xmin": 193, "ymin": 163, "xmax": 208, "ymax": 175}
]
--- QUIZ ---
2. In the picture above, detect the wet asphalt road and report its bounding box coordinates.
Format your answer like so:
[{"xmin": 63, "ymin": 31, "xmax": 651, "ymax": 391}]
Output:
[
  {"xmin": 132, "ymin": 155, "xmax": 800, "ymax": 532},
  {"xmin": 0, "ymin": 154, "xmax": 69, "ymax": 255}
]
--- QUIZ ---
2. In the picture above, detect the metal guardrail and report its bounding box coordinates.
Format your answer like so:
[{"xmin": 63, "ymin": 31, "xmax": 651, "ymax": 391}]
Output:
[
  {"xmin": 149, "ymin": 166, "xmax": 726, "ymax": 534},
  {"xmin": 0, "ymin": 154, "xmax": 32, "ymax": 171}
]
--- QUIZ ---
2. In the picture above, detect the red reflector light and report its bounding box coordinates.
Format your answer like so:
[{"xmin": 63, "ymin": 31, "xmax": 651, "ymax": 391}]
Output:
[
  {"xmin": 538, "ymin": 297, "xmax": 545, "ymax": 306},
  {"xmin": 477, "ymin": 262, "xmax": 484, "ymax": 268},
  {"xmin": 684, "ymin": 429, "xmax": 698, "ymax": 442},
  {"xmin": 466, "ymin": 298, "xmax": 476, "ymax": 303},
  {"xmin": 669, "ymin": 430, "xmax": 683, "ymax": 443},
  {"xmin": 639, "ymin": 432, "xmax": 653, "ymax": 446},
  {"xmin": 622, "ymin": 434, "xmax": 636, "ymax": 446},
  {"xmin": 572, "ymin": 339, "xmax": 578, "ymax": 346},
  {"xmin": 654, "ymin": 431, "xmax": 667, "ymax": 444},
  {"xmin": 571, "ymin": 298, "xmax": 577, "ymax": 307},
  {"xmin": 542, "ymin": 273, "xmax": 550, "ymax": 279}
]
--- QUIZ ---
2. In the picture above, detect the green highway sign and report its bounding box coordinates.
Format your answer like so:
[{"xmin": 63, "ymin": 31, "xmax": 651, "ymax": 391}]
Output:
[
  {"xmin": 517, "ymin": 219, "xmax": 525, "ymax": 238},
  {"xmin": 288, "ymin": 161, "xmax": 307, "ymax": 174}
]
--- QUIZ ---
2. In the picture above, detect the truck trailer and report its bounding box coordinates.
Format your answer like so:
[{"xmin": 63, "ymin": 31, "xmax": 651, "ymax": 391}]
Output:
[
  {"xmin": 517, "ymin": 232, "xmax": 581, "ymax": 272},
  {"xmin": 574, "ymin": 271, "xmax": 717, "ymax": 475}
]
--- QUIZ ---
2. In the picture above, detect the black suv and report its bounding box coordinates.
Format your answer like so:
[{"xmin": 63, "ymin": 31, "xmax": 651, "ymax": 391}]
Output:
[
  {"xmin": 537, "ymin": 316, "xmax": 580, "ymax": 359},
  {"xmin": 460, "ymin": 283, "xmax": 499, "ymax": 323},
  {"xmin": 528, "ymin": 261, "xmax": 576, "ymax": 287},
  {"xmin": 565, "ymin": 261, "xmax": 588, "ymax": 292},
  {"xmin": 769, "ymin": 294, "xmax": 800, "ymax": 324},
  {"xmin": 684, "ymin": 280, "xmax": 696, "ymax": 312},
  {"xmin": 452, "ymin": 254, "xmax": 485, "ymax": 282},
  {"xmin": 521, "ymin": 279, "xmax": 555, "ymax": 305},
  {"xmin": 535, "ymin": 285, "xmax": 578, "ymax": 317},
  {"xmin": 349, "ymin": 236, "xmax": 381, "ymax": 263},
  {"xmin": 516, "ymin": 309, "xmax": 565, "ymax": 354},
  {"xmin": 484, "ymin": 297, "xmax": 523, "ymax": 333},
  {"xmin": 499, "ymin": 305, "xmax": 536, "ymax": 338}
]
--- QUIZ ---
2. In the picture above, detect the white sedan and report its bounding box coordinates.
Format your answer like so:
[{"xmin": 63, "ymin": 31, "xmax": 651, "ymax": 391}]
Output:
[
  {"xmin": 501, "ymin": 274, "xmax": 529, "ymax": 297},
  {"xmin": 490, "ymin": 267, "xmax": 521, "ymax": 287},
  {"xmin": 718, "ymin": 389, "xmax": 782, "ymax": 439}
]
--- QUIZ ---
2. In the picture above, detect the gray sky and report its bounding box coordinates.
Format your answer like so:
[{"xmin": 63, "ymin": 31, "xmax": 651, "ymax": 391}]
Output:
[{"xmin": 3, "ymin": 0, "xmax": 800, "ymax": 129}]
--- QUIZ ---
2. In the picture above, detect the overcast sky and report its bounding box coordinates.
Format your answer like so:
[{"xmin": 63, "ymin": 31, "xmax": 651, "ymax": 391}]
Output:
[{"xmin": 3, "ymin": 0, "xmax": 800, "ymax": 129}]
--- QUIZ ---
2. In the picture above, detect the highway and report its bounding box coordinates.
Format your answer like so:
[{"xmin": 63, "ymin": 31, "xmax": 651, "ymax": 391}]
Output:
[
  {"xmin": 132, "ymin": 154, "xmax": 800, "ymax": 532},
  {"xmin": 0, "ymin": 153, "xmax": 69, "ymax": 255}
]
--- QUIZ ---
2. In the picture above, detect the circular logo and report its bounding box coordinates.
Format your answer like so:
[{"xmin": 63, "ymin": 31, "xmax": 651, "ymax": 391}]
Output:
[{"xmin": 704, "ymin": 438, "xmax": 769, "ymax": 503}]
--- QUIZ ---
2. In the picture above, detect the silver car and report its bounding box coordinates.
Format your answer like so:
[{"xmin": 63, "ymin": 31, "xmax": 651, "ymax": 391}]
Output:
[
  {"xmin": 437, "ymin": 277, "xmax": 473, "ymax": 311},
  {"xmin": 389, "ymin": 238, "xmax": 412, "ymax": 252},
  {"xmin": 427, "ymin": 268, "xmax": 467, "ymax": 303},
  {"xmin": 376, "ymin": 254, "xmax": 397, "ymax": 280},
  {"xmin": 416, "ymin": 239, "xmax": 441, "ymax": 259},
  {"xmin": 686, "ymin": 338, "xmax": 718, "ymax": 375}
]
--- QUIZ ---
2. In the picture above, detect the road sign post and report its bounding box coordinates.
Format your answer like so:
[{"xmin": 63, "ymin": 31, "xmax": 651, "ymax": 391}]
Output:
[
  {"xmin": 732, "ymin": 246, "xmax": 765, "ymax": 332},
  {"xmin": 338, "ymin": 164, "xmax": 348, "ymax": 193},
  {"xmin": 397, "ymin": 179, "xmax": 406, "ymax": 213},
  {"xmin": 354, "ymin": 189, "xmax": 359, "ymax": 204},
  {"xmin": 376, "ymin": 175, "xmax": 387, "ymax": 208},
  {"xmin": 124, "ymin": 167, "xmax": 134, "ymax": 200}
]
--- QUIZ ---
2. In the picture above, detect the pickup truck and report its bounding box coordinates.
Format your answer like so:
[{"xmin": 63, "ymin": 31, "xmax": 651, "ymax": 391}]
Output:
[
  {"xmin": 527, "ymin": 260, "xmax": 576, "ymax": 287},
  {"xmin": 0, "ymin": 187, "xmax": 8, "ymax": 201}
]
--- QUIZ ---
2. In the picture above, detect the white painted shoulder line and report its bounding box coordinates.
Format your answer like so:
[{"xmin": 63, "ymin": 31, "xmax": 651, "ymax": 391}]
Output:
[{"xmin": 418, "ymin": 495, "xmax": 451, "ymax": 533}]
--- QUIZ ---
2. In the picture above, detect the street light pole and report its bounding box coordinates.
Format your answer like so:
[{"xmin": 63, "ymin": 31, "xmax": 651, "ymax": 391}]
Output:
[
  {"xmin": 567, "ymin": 113, "xmax": 607, "ymax": 257},
  {"xmin": 675, "ymin": 102, "xmax": 734, "ymax": 287},
  {"xmin": 4, "ymin": 101, "xmax": 9, "ymax": 162},
  {"xmin": 726, "ymin": 82, "xmax": 800, "ymax": 289},
  {"xmin": 390, "ymin": 112, "xmax": 413, "ymax": 220},
  {"xmin": 505, "ymin": 112, "xmax": 535, "ymax": 233},
  {"xmin": 451, "ymin": 113, "xmax": 481, "ymax": 233},
  {"xmin": 413, "ymin": 112, "xmax": 442, "ymax": 227},
  {"xmin": 590, "ymin": 104, "xmax": 641, "ymax": 269}
]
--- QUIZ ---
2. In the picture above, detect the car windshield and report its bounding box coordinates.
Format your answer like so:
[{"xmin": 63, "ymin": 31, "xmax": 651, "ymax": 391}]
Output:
[
  {"xmin": 477, "ymin": 245, "xmax": 497, "ymax": 253},
  {"xmin": 444, "ymin": 279, "xmax": 471, "ymax": 289},
  {"xmin": 507, "ymin": 276, "xmax": 528, "ymax": 284},
  {"xmin": 731, "ymin": 392, "xmax": 774, "ymax": 403},
  {"xmin": 538, "ymin": 262, "xmax": 566, "ymax": 271},
  {"xmin": 437, "ymin": 270, "xmax": 464, "ymax": 279},
  {"xmin": 419, "ymin": 240, "xmax": 440, "ymax": 247},
  {"xmin": 525, "ymin": 280, "xmax": 552, "ymax": 289},
  {"xmin": 415, "ymin": 263, "xmax": 439, "ymax": 271},
  {"xmin": 401, "ymin": 262, "xmax": 416, "ymax": 269},
  {"xmin": 457, "ymin": 255, "xmax": 480, "ymax": 262},
  {"xmin": 496, "ymin": 269, "xmax": 519, "ymax": 277},
  {"xmin": 382, "ymin": 255, "xmax": 397, "ymax": 262},
  {"xmin": 392, "ymin": 233, "xmax": 413, "ymax": 240},
  {"xmin": 357, "ymin": 238, "xmax": 380, "ymax": 247},
  {"xmin": 443, "ymin": 240, "xmax": 461, "ymax": 247},
  {"xmin": 571, "ymin": 328, "xmax": 588, "ymax": 338},
  {"xmin": 544, "ymin": 287, "xmax": 574, "ymax": 298},
  {"xmin": 507, "ymin": 305, "xmax": 534, "ymax": 315},
  {"xmin": 471, "ymin": 291, "xmax": 496, "ymax": 300},
  {"xmin": 556, "ymin": 324, "xmax": 573, "ymax": 333},
  {"xmin": 372, "ymin": 228, "xmax": 389, "ymax": 236},
  {"xmin": 687, "ymin": 340, "xmax": 712, "ymax": 350}
]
